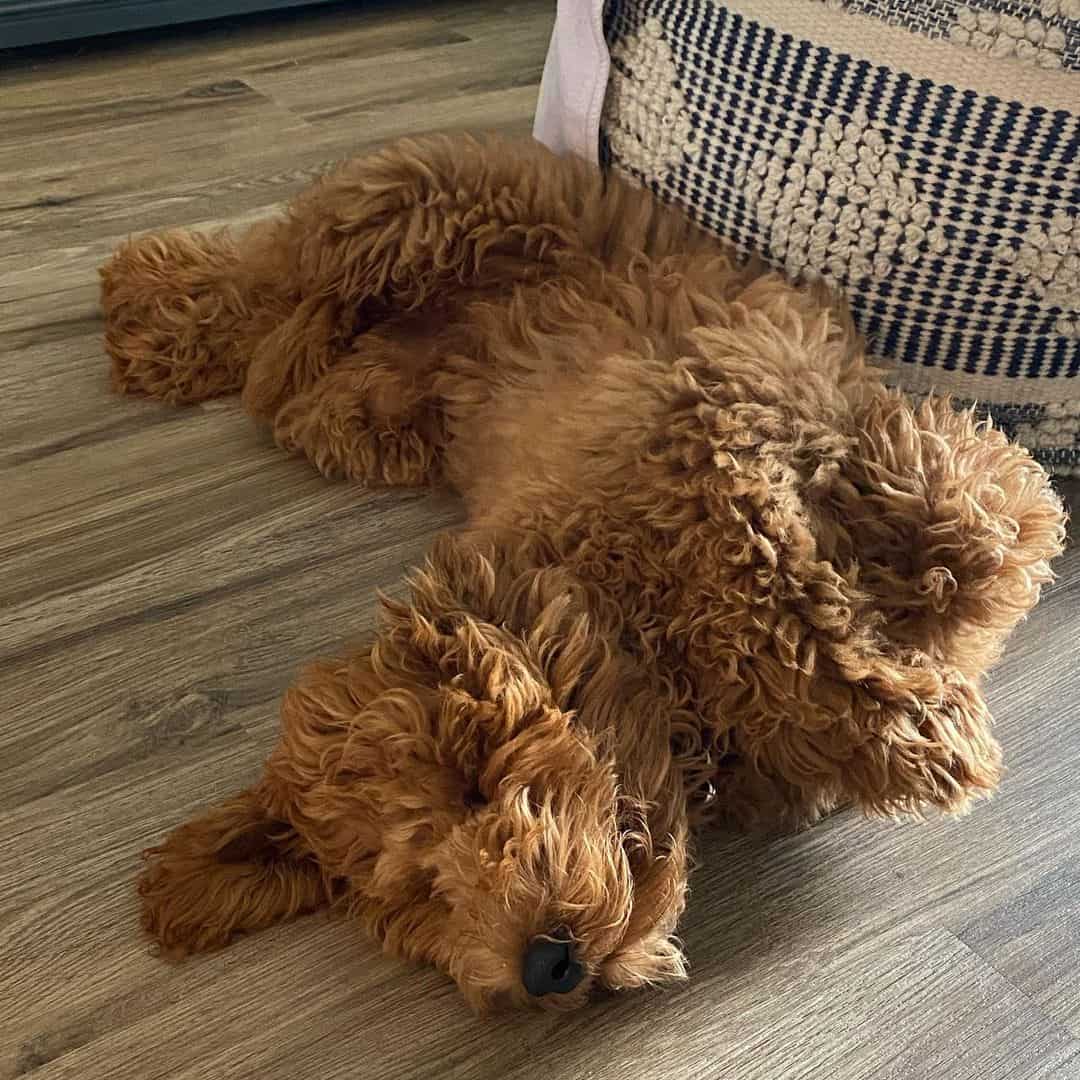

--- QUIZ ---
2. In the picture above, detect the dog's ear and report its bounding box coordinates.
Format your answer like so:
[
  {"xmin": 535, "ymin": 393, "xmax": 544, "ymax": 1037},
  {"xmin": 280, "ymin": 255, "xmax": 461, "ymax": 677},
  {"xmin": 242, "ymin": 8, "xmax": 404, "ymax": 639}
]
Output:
[
  {"xmin": 373, "ymin": 533, "xmax": 614, "ymax": 802},
  {"xmin": 826, "ymin": 639, "xmax": 1002, "ymax": 817}
]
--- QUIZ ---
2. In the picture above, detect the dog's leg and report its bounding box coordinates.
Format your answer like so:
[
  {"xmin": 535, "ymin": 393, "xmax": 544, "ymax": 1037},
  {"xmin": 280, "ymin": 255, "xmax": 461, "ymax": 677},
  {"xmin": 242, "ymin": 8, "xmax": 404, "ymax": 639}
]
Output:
[
  {"xmin": 101, "ymin": 221, "xmax": 293, "ymax": 405},
  {"xmin": 834, "ymin": 653, "xmax": 1003, "ymax": 817},
  {"xmin": 270, "ymin": 326, "xmax": 446, "ymax": 487},
  {"xmin": 749, "ymin": 622, "xmax": 1007, "ymax": 820},
  {"xmin": 837, "ymin": 394, "xmax": 1065, "ymax": 674},
  {"xmin": 103, "ymin": 134, "xmax": 704, "ymax": 425},
  {"xmin": 138, "ymin": 783, "xmax": 331, "ymax": 957},
  {"xmin": 238, "ymin": 134, "xmax": 613, "ymax": 423}
]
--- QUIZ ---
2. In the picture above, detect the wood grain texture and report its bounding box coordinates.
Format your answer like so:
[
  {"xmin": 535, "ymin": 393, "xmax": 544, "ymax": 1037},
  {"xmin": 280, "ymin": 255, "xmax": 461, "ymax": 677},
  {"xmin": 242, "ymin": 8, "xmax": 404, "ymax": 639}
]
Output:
[{"xmin": 1, "ymin": 3, "xmax": 1078, "ymax": 1077}]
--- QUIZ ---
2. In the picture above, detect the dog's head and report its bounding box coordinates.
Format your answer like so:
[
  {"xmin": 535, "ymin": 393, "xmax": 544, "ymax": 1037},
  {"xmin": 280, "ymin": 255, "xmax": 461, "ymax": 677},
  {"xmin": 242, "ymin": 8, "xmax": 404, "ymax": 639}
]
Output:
[{"xmin": 292, "ymin": 535, "xmax": 689, "ymax": 1011}]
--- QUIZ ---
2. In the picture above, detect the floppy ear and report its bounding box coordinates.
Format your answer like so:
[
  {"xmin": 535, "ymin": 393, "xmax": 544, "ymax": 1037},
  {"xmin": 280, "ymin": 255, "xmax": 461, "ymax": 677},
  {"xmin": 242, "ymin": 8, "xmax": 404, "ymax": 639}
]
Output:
[{"xmin": 828, "ymin": 639, "xmax": 1002, "ymax": 816}]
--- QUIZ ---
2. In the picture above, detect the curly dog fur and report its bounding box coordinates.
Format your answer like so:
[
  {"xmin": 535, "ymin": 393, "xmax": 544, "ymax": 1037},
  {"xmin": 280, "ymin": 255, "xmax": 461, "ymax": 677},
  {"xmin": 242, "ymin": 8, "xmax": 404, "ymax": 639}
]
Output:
[{"xmin": 101, "ymin": 133, "xmax": 1066, "ymax": 1012}]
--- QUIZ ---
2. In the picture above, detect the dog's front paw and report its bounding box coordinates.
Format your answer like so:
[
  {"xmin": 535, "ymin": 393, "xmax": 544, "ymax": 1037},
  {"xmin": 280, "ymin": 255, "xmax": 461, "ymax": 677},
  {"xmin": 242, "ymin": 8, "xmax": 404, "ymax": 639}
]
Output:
[
  {"xmin": 137, "ymin": 839, "xmax": 244, "ymax": 959},
  {"xmin": 136, "ymin": 793, "xmax": 328, "ymax": 959}
]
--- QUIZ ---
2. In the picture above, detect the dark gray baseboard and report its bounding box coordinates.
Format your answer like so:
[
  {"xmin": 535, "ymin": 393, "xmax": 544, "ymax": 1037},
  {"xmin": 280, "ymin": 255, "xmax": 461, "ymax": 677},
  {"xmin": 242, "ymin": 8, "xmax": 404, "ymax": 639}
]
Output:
[{"xmin": 0, "ymin": 0, "xmax": 331, "ymax": 48}]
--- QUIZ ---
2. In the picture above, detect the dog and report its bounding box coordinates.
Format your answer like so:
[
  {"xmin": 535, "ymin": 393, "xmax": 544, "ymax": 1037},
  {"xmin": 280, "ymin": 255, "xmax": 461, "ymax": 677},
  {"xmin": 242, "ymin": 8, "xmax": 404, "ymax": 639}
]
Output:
[{"xmin": 100, "ymin": 133, "xmax": 1065, "ymax": 1012}]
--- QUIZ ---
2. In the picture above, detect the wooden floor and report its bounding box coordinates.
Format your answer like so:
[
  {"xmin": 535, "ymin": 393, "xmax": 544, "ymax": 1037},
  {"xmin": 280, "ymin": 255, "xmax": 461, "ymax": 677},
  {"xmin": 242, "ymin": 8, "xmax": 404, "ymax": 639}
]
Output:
[{"xmin": 1, "ymin": 3, "xmax": 1079, "ymax": 1077}]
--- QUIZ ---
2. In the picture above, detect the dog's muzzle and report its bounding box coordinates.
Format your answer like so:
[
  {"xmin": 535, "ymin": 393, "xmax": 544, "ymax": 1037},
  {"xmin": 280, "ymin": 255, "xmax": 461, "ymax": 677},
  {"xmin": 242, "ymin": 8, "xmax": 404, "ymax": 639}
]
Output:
[{"xmin": 521, "ymin": 931, "xmax": 584, "ymax": 996}]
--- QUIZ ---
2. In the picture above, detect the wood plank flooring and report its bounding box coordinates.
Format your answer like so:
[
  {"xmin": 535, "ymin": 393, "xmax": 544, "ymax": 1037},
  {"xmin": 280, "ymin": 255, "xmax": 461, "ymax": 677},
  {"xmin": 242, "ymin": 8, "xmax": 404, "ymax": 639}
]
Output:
[{"xmin": 1, "ymin": 4, "xmax": 1078, "ymax": 1077}]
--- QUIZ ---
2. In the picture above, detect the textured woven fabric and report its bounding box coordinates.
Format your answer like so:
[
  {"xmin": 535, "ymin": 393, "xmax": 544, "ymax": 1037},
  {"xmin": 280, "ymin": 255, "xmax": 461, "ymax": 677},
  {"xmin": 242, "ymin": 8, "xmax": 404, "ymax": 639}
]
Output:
[
  {"xmin": 594, "ymin": 0, "xmax": 1080, "ymax": 474},
  {"xmin": 843, "ymin": 0, "xmax": 1080, "ymax": 71}
]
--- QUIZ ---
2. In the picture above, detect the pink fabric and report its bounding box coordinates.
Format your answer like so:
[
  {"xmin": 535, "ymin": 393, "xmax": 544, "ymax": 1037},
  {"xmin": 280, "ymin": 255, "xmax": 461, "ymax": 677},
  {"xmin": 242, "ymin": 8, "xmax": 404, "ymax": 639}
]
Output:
[{"xmin": 532, "ymin": 0, "xmax": 609, "ymax": 163}]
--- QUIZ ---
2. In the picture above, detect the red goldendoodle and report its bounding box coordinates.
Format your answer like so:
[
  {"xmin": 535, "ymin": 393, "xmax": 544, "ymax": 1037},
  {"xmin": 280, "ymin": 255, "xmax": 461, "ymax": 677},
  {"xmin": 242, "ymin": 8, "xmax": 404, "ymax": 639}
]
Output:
[{"xmin": 100, "ymin": 133, "xmax": 1065, "ymax": 1012}]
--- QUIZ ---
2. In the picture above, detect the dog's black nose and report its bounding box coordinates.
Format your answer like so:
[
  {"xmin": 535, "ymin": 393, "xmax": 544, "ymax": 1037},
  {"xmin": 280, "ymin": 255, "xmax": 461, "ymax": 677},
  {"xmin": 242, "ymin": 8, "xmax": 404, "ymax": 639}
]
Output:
[{"xmin": 522, "ymin": 933, "xmax": 584, "ymax": 996}]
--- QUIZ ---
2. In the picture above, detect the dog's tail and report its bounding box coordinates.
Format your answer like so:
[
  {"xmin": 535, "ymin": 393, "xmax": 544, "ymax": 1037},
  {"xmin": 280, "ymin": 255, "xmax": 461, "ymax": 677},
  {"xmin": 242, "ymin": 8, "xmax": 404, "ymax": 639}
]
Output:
[{"xmin": 101, "ymin": 221, "xmax": 289, "ymax": 406}]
